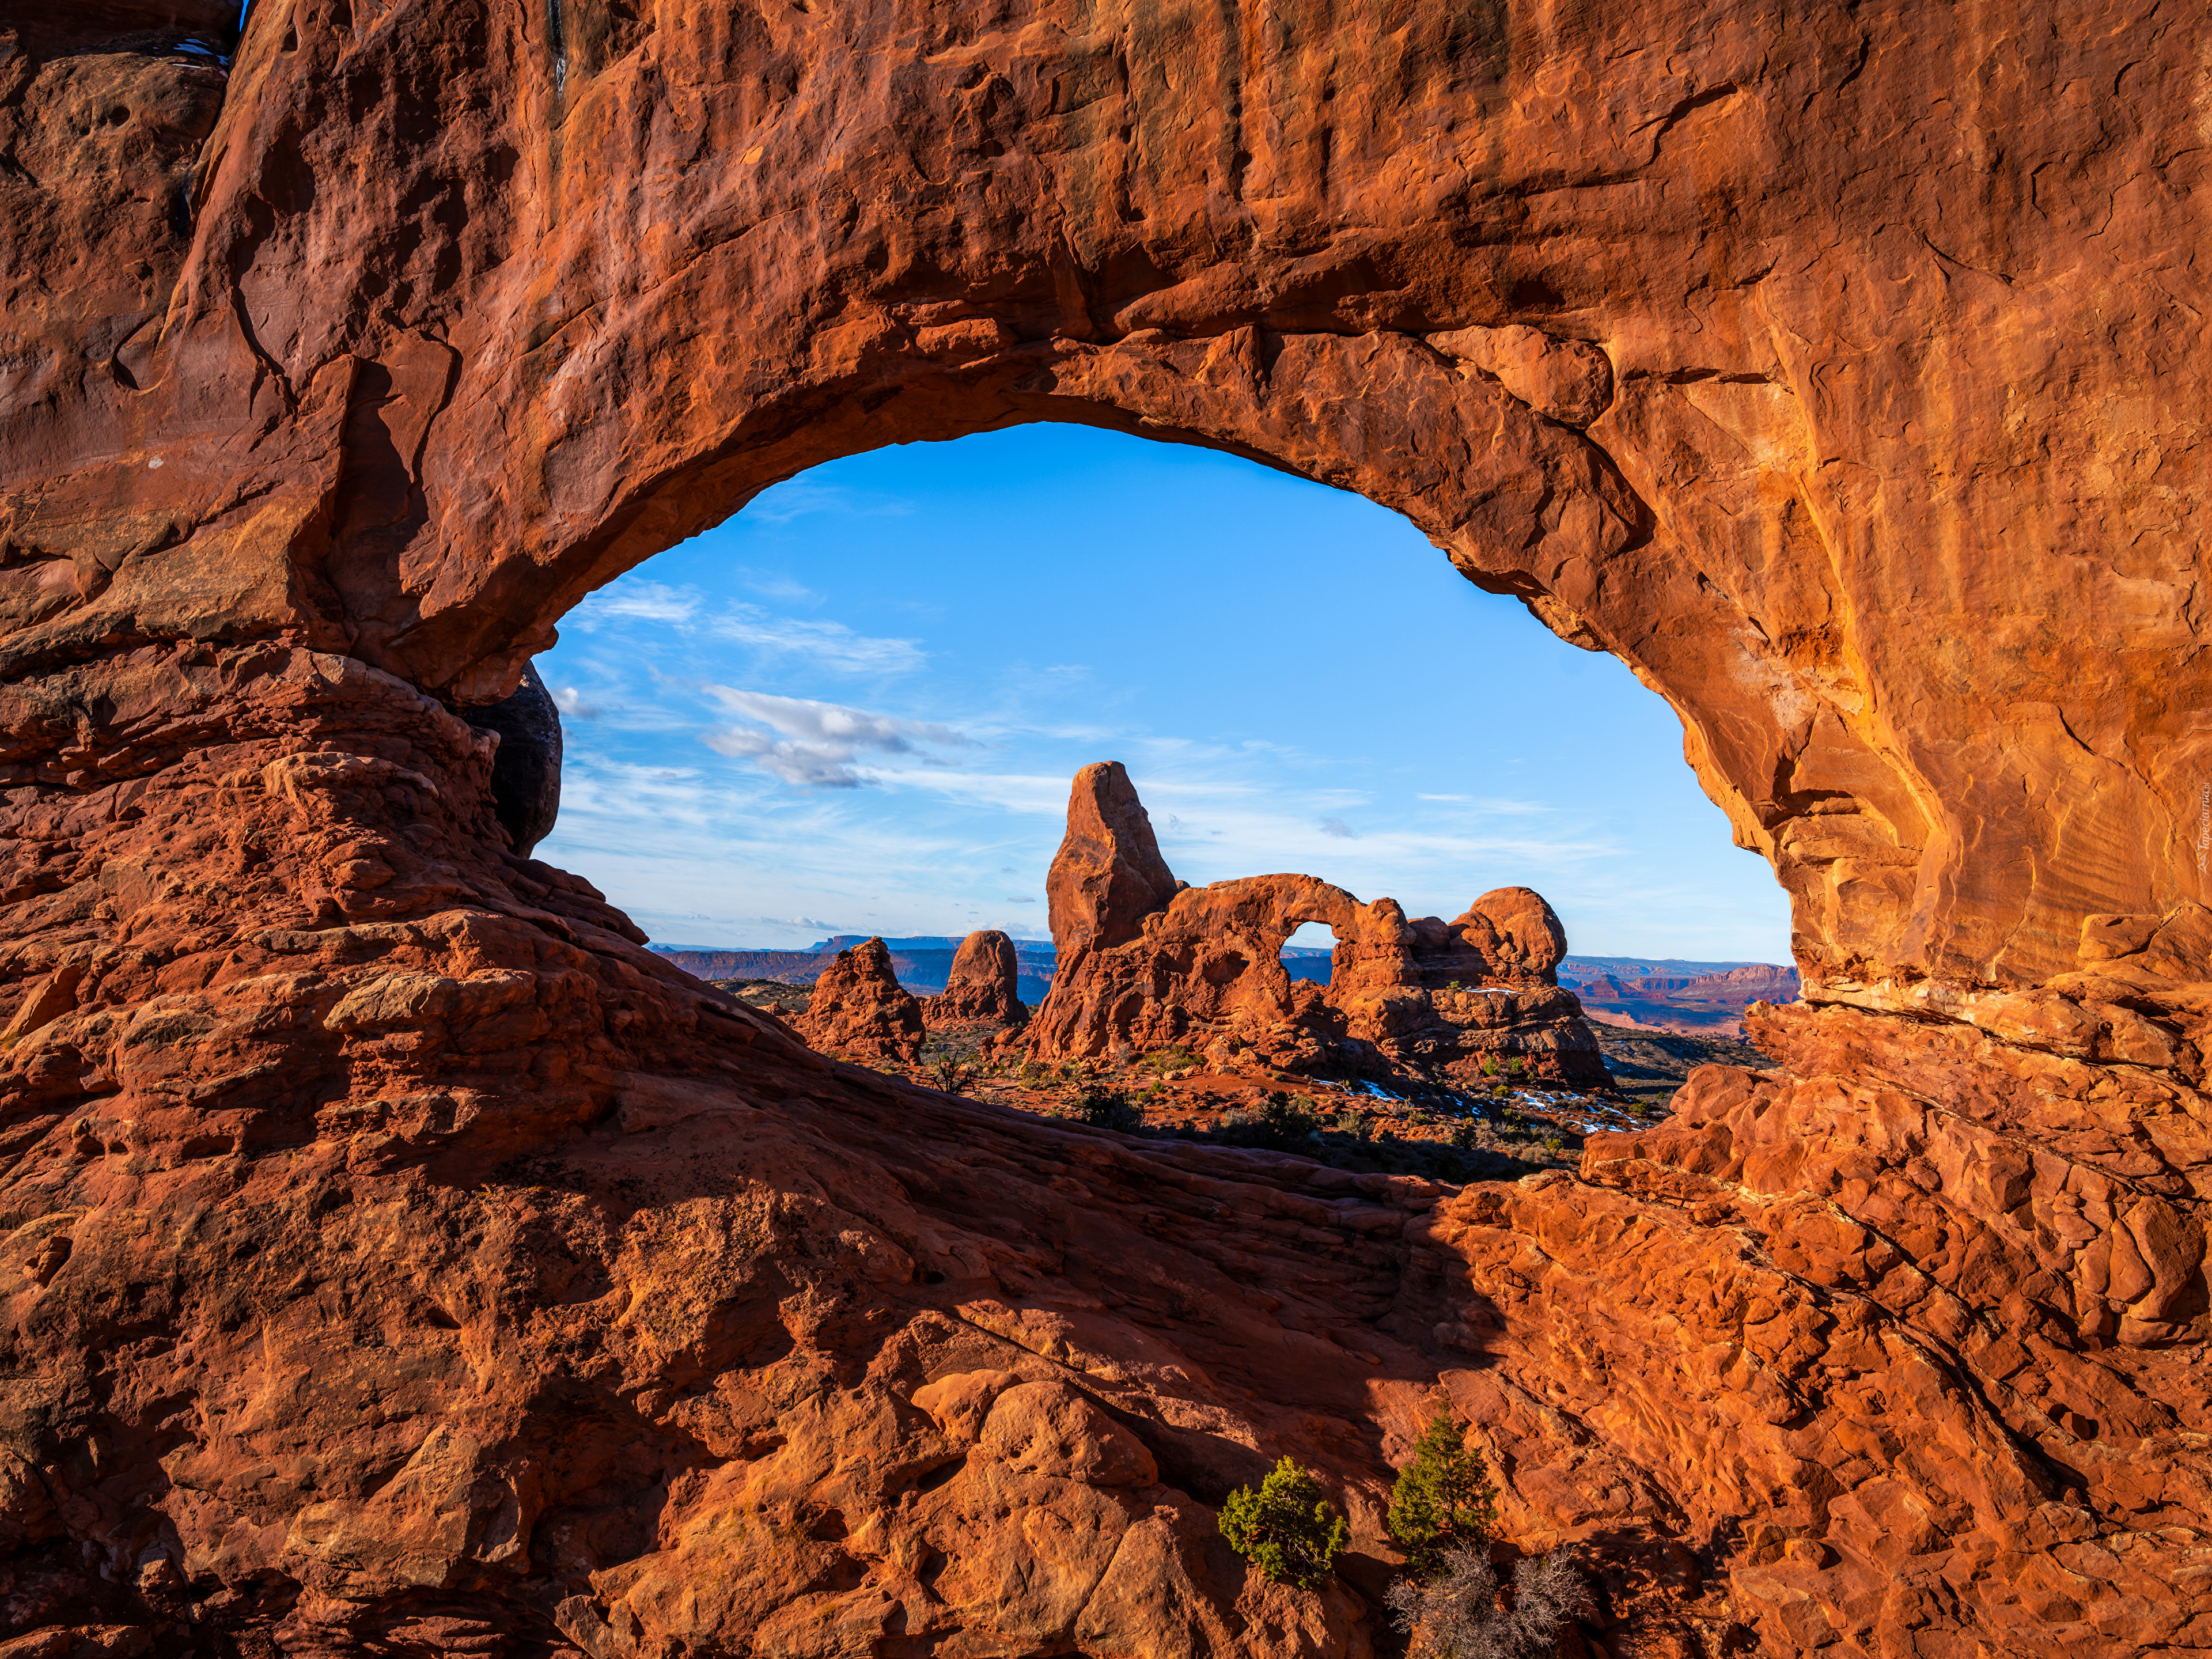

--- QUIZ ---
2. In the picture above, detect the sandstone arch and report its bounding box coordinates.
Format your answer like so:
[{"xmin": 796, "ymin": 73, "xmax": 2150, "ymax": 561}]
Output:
[{"xmin": 0, "ymin": 2, "xmax": 2207, "ymax": 1655}]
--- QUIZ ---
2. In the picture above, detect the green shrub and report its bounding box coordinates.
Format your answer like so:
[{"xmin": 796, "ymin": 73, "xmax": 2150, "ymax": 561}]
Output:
[
  {"xmin": 1073, "ymin": 1086, "xmax": 1143, "ymax": 1132},
  {"xmin": 1449, "ymin": 1119, "xmax": 1480, "ymax": 1151},
  {"xmin": 1387, "ymin": 1414, "xmax": 1498, "ymax": 1580},
  {"xmin": 1221, "ymin": 1097, "xmax": 1318, "ymax": 1150},
  {"xmin": 1145, "ymin": 1044, "xmax": 1199, "ymax": 1076},
  {"xmin": 1219, "ymin": 1456, "xmax": 1350, "ymax": 1589}
]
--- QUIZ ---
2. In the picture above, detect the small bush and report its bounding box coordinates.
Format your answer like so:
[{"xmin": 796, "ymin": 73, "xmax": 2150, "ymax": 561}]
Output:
[
  {"xmin": 1219, "ymin": 1456, "xmax": 1350, "ymax": 1589},
  {"xmin": 928, "ymin": 1054, "xmax": 978, "ymax": 1095},
  {"xmin": 1072, "ymin": 1086, "xmax": 1143, "ymax": 1132},
  {"xmin": 1386, "ymin": 1546, "xmax": 1593, "ymax": 1659},
  {"xmin": 1145, "ymin": 1044, "xmax": 1199, "ymax": 1076},
  {"xmin": 1449, "ymin": 1119, "xmax": 1480, "ymax": 1152},
  {"xmin": 1253, "ymin": 1090, "xmax": 1321, "ymax": 1147},
  {"xmin": 1388, "ymin": 1414, "xmax": 1498, "ymax": 1578},
  {"xmin": 1333, "ymin": 1109, "xmax": 1373, "ymax": 1142}
]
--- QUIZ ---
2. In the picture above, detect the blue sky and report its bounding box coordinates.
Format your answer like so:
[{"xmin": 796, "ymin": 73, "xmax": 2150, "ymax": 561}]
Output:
[{"xmin": 532, "ymin": 425, "xmax": 1791, "ymax": 963}]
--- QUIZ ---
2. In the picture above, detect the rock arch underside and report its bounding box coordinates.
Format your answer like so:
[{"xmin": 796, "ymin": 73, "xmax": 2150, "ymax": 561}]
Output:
[{"xmin": 0, "ymin": 0, "xmax": 2205, "ymax": 1653}]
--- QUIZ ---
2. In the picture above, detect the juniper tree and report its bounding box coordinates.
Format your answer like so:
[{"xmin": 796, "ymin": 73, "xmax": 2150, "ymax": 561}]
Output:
[
  {"xmin": 1387, "ymin": 1414, "xmax": 1499, "ymax": 1578},
  {"xmin": 1218, "ymin": 1456, "xmax": 1350, "ymax": 1589}
]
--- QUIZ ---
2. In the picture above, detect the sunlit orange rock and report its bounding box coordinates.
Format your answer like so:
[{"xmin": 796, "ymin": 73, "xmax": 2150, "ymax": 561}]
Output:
[
  {"xmin": 798, "ymin": 936, "xmax": 926, "ymax": 1062},
  {"xmin": 1031, "ymin": 769, "xmax": 1607, "ymax": 1085},
  {"xmin": 922, "ymin": 929, "xmax": 1026, "ymax": 1027},
  {"xmin": 0, "ymin": 0, "xmax": 2204, "ymax": 1654}
]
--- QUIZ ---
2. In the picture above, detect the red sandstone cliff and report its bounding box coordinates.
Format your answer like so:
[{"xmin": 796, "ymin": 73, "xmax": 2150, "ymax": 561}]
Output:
[{"xmin": 0, "ymin": 1, "xmax": 2203, "ymax": 1654}]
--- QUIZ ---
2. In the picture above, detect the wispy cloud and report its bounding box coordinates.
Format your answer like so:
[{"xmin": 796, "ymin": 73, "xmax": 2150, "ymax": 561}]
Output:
[
  {"xmin": 570, "ymin": 579, "xmax": 702, "ymax": 628},
  {"xmin": 702, "ymin": 688, "xmax": 979, "ymax": 788},
  {"xmin": 743, "ymin": 482, "xmax": 914, "ymax": 525},
  {"xmin": 738, "ymin": 568, "xmax": 822, "ymax": 604},
  {"xmin": 1320, "ymin": 816, "xmax": 1357, "ymax": 839},
  {"xmin": 551, "ymin": 685, "xmax": 600, "ymax": 718},
  {"xmin": 564, "ymin": 580, "xmax": 919, "ymax": 675},
  {"xmin": 710, "ymin": 606, "xmax": 925, "ymax": 674}
]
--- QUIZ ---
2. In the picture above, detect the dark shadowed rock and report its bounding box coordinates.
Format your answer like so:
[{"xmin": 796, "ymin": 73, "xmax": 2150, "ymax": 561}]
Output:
[{"xmin": 460, "ymin": 661, "xmax": 562, "ymax": 857}]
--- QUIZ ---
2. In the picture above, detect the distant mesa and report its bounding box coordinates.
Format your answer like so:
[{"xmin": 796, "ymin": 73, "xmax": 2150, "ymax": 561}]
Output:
[{"xmin": 1559, "ymin": 960, "xmax": 1801, "ymax": 1036}]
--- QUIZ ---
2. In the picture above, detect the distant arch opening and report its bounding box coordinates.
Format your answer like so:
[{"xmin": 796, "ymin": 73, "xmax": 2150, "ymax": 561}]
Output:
[{"xmin": 1282, "ymin": 923, "xmax": 1338, "ymax": 988}]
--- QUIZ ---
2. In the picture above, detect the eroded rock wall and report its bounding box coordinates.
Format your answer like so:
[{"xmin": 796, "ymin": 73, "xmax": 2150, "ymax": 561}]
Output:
[
  {"xmin": 1032, "ymin": 768, "xmax": 1608, "ymax": 1084},
  {"xmin": 0, "ymin": 1, "xmax": 2205, "ymax": 1655}
]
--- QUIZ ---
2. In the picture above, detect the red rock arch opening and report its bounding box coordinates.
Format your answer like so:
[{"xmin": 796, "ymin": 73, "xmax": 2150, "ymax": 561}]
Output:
[{"xmin": 1, "ymin": 3, "xmax": 2205, "ymax": 1655}]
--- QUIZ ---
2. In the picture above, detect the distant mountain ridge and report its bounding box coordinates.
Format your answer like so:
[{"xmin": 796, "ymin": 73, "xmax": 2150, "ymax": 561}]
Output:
[{"xmin": 649, "ymin": 937, "xmax": 1794, "ymax": 1029}]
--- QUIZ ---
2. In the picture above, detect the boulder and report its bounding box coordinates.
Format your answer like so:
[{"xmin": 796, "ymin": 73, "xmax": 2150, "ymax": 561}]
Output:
[
  {"xmin": 459, "ymin": 661, "xmax": 562, "ymax": 857},
  {"xmin": 798, "ymin": 937, "xmax": 926, "ymax": 1062},
  {"xmin": 923, "ymin": 929, "xmax": 1026, "ymax": 1027}
]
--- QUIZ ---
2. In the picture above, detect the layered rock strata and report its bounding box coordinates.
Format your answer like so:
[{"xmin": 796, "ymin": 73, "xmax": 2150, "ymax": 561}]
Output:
[
  {"xmin": 0, "ymin": 1, "xmax": 2203, "ymax": 1655},
  {"xmin": 1031, "ymin": 765, "xmax": 1607, "ymax": 1085},
  {"xmin": 796, "ymin": 936, "xmax": 926, "ymax": 1063},
  {"xmin": 922, "ymin": 929, "xmax": 1027, "ymax": 1028}
]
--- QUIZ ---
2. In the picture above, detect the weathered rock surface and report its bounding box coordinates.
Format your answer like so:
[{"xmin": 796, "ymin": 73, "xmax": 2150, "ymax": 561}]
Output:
[
  {"xmin": 1045, "ymin": 764, "xmax": 1183, "ymax": 955},
  {"xmin": 0, "ymin": 1, "xmax": 2205, "ymax": 1655},
  {"xmin": 922, "ymin": 929, "xmax": 1026, "ymax": 1028},
  {"xmin": 1032, "ymin": 769, "xmax": 1608, "ymax": 1085},
  {"xmin": 797, "ymin": 936, "xmax": 925, "ymax": 1063},
  {"xmin": 459, "ymin": 661, "xmax": 563, "ymax": 858}
]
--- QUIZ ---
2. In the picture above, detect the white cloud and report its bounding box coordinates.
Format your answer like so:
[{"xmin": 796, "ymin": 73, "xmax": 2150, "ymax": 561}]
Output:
[
  {"xmin": 563, "ymin": 575, "xmax": 918, "ymax": 675},
  {"xmin": 710, "ymin": 605, "xmax": 925, "ymax": 674},
  {"xmin": 570, "ymin": 579, "xmax": 702, "ymax": 627},
  {"xmin": 1320, "ymin": 816, "xmax": 1357, "ymax": 839},
  {"xmin": 743, "ymin": 482, "xmax": 914, "ymax": 525},
  {"xmin": 739, "ymin": 568, "xmax": 822, "ymax": 603},
  {"xmin": 551, "ymin": 685, "xmax": 600, "ymax": 718},
  {"xmin": 702, "ymin": 688, "xmax": 979, "ymax": 788}
]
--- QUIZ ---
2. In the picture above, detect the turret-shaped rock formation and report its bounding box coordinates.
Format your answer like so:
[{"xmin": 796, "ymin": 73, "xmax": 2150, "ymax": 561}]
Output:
[
  {"xmin": 1029, "ymin": 767, "xmax": 1604, "ymax": 1084},
  {"xmin": 798, "ymin": 937, "xmax": 926, "ymax": 1062},
  {"xmin": 923, "ymin": 930, "xmax": 1027, "ymax": 1026},
  {"xmin": 1046, "ymin": 763, "xmax": 1183, "ymax": 953}
]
